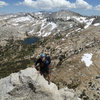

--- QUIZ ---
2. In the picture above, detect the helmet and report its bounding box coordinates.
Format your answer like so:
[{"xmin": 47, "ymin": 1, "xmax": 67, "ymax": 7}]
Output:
[{"xmin": 41, "ymin": 53, "xmax": 46, "ymax": 58}]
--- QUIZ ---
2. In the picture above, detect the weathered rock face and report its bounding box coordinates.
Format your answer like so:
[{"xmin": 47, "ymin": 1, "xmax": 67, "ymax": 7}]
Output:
[{"xmin": 0, "ymin": 68, "xmax": 80, "ymax": 100}]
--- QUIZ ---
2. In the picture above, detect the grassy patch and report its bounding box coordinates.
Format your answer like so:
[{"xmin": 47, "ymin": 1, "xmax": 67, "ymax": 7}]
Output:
[{"xmin": 0, "ymin": 39, "xmax": 39, "ymax": 79}]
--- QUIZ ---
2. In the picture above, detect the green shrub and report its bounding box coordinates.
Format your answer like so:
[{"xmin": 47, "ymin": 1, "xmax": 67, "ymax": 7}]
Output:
[{"xmin": 78, "ymin": 23, "xmax": 86, "ymax": 29}]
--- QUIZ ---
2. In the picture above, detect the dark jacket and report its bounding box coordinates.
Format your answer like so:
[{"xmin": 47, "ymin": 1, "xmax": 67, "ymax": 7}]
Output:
[{"xmin": 34, "ymin": 57, "xmax": 50, "ymax": 74}]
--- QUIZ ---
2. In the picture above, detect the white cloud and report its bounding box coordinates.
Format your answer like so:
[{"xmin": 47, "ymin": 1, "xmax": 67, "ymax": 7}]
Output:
[
  {"xmin": 0, "ymin": 1, "xmax": 8, "ymax": 7},
  {"xmin": 75, "ymin": 0, "xmax": 92, "ymax": 9},
  {"xmin": 16, "ymin": 0, "xmax": 92, "ymax": 10},
  {"xmin": 18, "ymin": 0, "xmax": 74, "ymax": 10},
  {"xmin": 94, "ymin": 5, "xmax": 100, "ymax": 10}
]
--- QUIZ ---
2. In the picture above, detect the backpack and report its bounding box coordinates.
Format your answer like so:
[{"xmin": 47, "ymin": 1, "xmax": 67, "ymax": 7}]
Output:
[{"xmin": 46, "ymin": 56, "xmax": 51, "ymax": 64}]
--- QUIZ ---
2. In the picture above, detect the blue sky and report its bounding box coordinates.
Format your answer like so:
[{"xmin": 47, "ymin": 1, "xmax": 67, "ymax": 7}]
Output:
[{"xmin": 0, "ymin": 0, "xmax": 100, "ymax": 16}]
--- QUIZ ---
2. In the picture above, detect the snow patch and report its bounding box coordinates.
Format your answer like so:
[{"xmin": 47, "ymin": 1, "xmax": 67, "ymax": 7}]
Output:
[
  {"xmin": 73, "ymin": 16, "xmax": 87, "ymax": 23},
  {"xmin": 41, "ymin": 19, "xmax": 47, "ymax": 30},
  {"xmin": 75, "ymin": 28, "xmax": 81, "ymax": 32},
  {"xmin": 73, "ymin": 16, "xmax": 95, "ymax": 29},
  {"xmin": 66, "ymin": 33, "xmax": 71, "ymax": 37},
  {"xmin": 62, "ymin": 38, "xmax": 65, "ymax": 41},
  {"xmin": 12, "ymin": 16, "xmax": 32, "ymax": 23},
  {"xmin": 42, "ymin": 32, "xmax": 51, "ymax": 37},
  {"xmin": 38, "ymin": 21, "xmax": 56, "ymax": 37},
  {"xmin": 29, "ymin": 29, "xmax": 34, "ymax": 34},
  {"xmin": 49, "ymin": 22, "xmax": 57, "ymax": 30},
  {"xmin": 12, "ymin": 23, "xmax": 19, "ymax": 26},
  {"xmin": 73, "ymin": 16, "xmax": 86, "ymax": 23},
  {"xmin": 94, "ymin": 23, "xmax": 100, "ymax": 26},
  {"xmin": 84, "ymin": 18, "xmax": 94, "ymax": 29},
  {"xmin": 81, "ymin": 53, "xmax": 93, "ymax": 67},
  {"xmin": 35, "ymin": 12, "xmax": 42, "ymax": 15},
  {"xmin": 70, "ymin": 24, "xmax": 73, "ymax": 28},
  {"xmin": 67, "ymin": 16, "xmax": 71, "ymax": 20}
]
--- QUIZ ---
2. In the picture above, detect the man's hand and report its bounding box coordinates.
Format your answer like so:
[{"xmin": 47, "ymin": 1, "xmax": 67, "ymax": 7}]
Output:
[
  {"xmin": 32, "ymin": 65, "xmax": 35, "ymax": 68},
  {"xmin": 37, "ymin": 71, "xmax": 40, "ymax": 74}
]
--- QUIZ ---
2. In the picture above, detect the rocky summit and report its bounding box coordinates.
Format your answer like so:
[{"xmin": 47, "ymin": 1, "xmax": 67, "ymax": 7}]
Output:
[
  {"xmin": 0, "ymin": 68, "xmax": 81, "ymax": 100},
  {"xmin": 0, "ymin": 10, "xmax": 100, "ymax": 100}
]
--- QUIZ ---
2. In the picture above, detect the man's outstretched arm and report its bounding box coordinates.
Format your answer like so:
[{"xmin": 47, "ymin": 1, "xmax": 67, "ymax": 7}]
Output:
[{"xmin": 32, "ymin": 58, "xmax": 40, "ymax": 68}]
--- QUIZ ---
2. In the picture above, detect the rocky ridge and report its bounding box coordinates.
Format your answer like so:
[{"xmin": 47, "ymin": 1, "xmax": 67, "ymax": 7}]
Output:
[{"xmin": 0, "ymin": 68, "xmax": 81, "ymax": 100}]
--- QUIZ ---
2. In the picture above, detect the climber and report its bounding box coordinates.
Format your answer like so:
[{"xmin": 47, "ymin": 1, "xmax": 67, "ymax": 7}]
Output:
[{"xmin": 32, "ymin": 53, "xmax": 51, "ymax": 85}]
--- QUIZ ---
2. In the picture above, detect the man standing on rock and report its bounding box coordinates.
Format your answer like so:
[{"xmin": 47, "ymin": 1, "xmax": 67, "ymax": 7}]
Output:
[{"xmin": 32, "ymin": 53, "xmax": 51, "ymax": 84}]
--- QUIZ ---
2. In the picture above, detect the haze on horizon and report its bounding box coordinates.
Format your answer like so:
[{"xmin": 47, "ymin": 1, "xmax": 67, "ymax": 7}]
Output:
[{"xmin": 0, "ymin": 0, "xmax": 100, "ymax": 16}]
